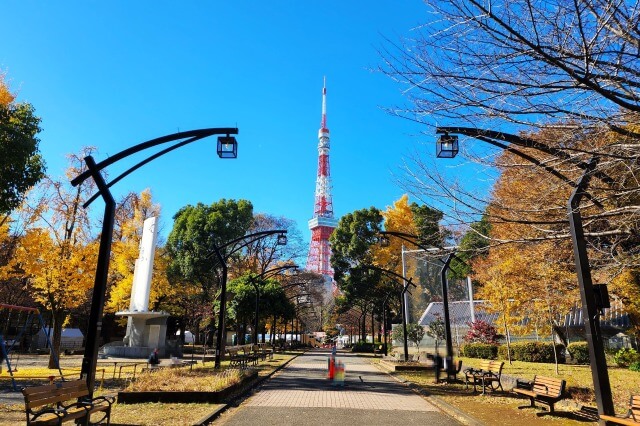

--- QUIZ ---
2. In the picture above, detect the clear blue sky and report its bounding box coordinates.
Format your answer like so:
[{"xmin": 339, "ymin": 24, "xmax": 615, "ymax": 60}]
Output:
[{"xmin": 2, "ymin": 1, "xmax": 442, "ymax": 245}]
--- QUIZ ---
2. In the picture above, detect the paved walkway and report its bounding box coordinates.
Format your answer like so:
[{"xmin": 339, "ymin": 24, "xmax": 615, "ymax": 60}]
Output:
[{"xmin": 215, "ymin": 349, "xmax": 461, "ymax": 425}]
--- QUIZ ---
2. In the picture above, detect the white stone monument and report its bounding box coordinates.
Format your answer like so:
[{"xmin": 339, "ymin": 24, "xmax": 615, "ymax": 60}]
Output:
[{"xmin": 109, "ymin": 216, "xmax": 170, "ymax": 358}]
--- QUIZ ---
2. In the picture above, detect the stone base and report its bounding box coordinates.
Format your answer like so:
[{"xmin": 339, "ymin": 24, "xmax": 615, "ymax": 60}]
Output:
[{"xmin": 104, "ymin": 346, "xmax": 161, "ymax": 358}]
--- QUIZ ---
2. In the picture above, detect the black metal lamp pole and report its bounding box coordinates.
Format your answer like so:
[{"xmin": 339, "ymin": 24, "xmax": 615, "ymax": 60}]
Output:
[
  {"xmin": 440, "ymin": 253, "xmax": 455, "ymax": 381},
  {"xmin": 400, "ymin": 283, "xmax": 411, "ymax": 362},
  {"xmin": 382, "ymin": 294, "xmax": 391, "ymax": 356},
  {"xmin": 80, "ymin": 157, "xmax": 115, "ymax": 395},
  {"xmin": 71, "ymin": 128, "xmax": 238, "ymax": 396},
  {"xmin": 568, "ymin": 159, "xmax": 615, "ymax": 417},
  {"xmin": 211, "ymin": 243, "xmax": 227, "ymax": 369}
]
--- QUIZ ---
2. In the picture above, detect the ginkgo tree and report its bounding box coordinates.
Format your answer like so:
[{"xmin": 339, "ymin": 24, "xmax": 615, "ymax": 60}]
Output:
[{"xmin": 14, "ymin": 149, "xmax": 97, "ymax": 368}]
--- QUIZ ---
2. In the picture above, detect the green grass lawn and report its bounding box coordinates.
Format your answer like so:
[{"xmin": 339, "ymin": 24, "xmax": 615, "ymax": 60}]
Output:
[
  {"xmin": 389, "ymin": 356, "xmax": 640, "ymax": 425},
  {"xmin": 459, "ymin": 356, "xmax": 640, "ymax": 410}
]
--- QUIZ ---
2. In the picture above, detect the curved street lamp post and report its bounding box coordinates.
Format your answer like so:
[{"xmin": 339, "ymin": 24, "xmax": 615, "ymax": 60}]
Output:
[
  {"xmin": 70, "ymin": 128, "xmax": 238, "ymax": 395},
  {"xmin": 435, "ymin": 127, "xmax": 615, "ymax": 415},
  {"xmin": 209, "ymin": 229, "xmax": 288, "ymax": 368},
  {"xmin": 249, "ymin": 264, "xmax": 298, "ymax": 345},
  {"xmin": 362, "ymin": 264, "xmax": 416, "ymax": 362},
  {"xmin": 378, "ymin": 231, "xmax": 457, "ymax": 378}
]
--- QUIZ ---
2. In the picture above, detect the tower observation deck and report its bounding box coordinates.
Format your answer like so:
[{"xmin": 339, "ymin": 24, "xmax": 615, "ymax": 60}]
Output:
[{"xmin": 306, "ymin": 79, "xmax": 338, "ymax": 279}]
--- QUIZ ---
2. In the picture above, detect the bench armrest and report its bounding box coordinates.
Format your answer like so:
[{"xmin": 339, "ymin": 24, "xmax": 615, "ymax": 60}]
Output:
[{"xmin": 62, "ymin": 400, "xmax": 93, "ymax": 412}]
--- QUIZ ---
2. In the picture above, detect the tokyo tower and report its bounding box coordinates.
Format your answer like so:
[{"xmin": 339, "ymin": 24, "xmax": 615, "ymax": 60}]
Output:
[{"xmin": 306, "ymin": 79, "xmax": 338, "ymax": 281}]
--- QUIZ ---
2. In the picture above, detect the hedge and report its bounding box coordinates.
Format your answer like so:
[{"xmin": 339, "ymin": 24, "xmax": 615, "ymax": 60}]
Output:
[
  {"xmin": 461, "ymin": 343, "xmax": 498, "ymax": 359},
  {"xmin": 351, "ymin": 342, "xmax": 375, "ymax": 353},
  {"xmin": 567, "ymin": 342, "xmax": 590, "ymax": 364},
  {"xmin": 498, "ymin": 342, "xmax": 565, "ymax": 363}
]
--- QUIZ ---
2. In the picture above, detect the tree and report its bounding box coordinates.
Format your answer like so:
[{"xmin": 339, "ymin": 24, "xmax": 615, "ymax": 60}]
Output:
[
  {"xmin": 376, "ymin": 195, "xmax": 417, "ymax": 274},
  {"xmin": 464, "ymin": 320, "xmax": 499, "ymax": 345},
  {"xmin": 14, "ymin": 149, "xmax": 97, "ymax": 367},
  {"xmin": 232, "ymin": 213, "xmax": 305, "ymax": 277},
  {"xmin": 382, "ymin": 1, "xmax": 640, "ymax": 323},
  {"xmin": 166, "ymin": 199, "xmax": 253, "ymax": 343},
  {"xmin": 380, "ymin": 0, "xmax": 640, "ymax": 134},
  {"xmin": 330, "ymin": 207, "xmax": 384, "ymax": 340},
  {"xmin": 0, "ymin": 76, "xmax": 45, "ymax": 216},
  {"xmin": 0, "ymin": 208, "xmax": 39, "ymax": 307},
  {"xmin": 407, "ymin": 323, "xmax": 426, "ymax": 352},
  {"xmin": 425, "ymin": 315, "xmax": 446, "ymax": 354},
  {"xmin": 166, "ymin": 199, "xmax": 253, "ymax": 303},
  {"xmin": 450, "ymin": 214, "xmax": 491, "ymax": 279}
]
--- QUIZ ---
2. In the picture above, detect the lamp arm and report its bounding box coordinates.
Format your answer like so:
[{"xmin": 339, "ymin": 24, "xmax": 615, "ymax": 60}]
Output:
[
  {"xmin": 214, "ymin": 229, "xmax": 288, "ymax": 259},
  {"xmin": 82, "ymin": 134, "xmax": 203, "ymax": 208},
  {"xmin": 72, "ymin": 128, "xmax": 238, "ymax": 187},
  {"xmin": 436, "ymin": 126, "xmax": 615, "ymax": 187}
]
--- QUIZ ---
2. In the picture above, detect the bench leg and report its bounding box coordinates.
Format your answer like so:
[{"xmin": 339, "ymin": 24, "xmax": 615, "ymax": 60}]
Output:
[{"xmin": 518, "ymin": 397, "xmax": 536, "ymax": 410}]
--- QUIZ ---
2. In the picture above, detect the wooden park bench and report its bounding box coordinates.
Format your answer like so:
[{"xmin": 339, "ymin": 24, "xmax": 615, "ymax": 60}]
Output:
[
  {"xmin": 226, "ymin": 347, "xmax": 248, "ymax": 368},
  {"xmin": 464, "ymin": 360, "xmax": 504, "ymax": 393},
  {"xmin": 600, "ymin": 395, "xmax": 640, "ymax": 425},
  {"xmin": 513, "ymin": 375, "xmax": 566, "ymax": 415},
  {"xmin": 240, "ymin": 345, "xmax": 258, "ymax": 366},
  {"xmin": 22, "ymin": 380, "xmax": 115, "ymax": 426},
  {"xmin": 258, "ymin": 343, "xmax": 274, "ymax": 360}
]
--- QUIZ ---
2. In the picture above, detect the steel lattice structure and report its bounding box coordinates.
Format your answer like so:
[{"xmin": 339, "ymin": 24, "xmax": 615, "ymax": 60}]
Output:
[{"xmin": 306, "ymin": 79, "xmax": 338, "ymax": 280}]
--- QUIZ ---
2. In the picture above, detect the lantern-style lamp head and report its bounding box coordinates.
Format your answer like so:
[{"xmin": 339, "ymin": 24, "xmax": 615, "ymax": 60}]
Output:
[
  {"xmin": 277, "ymin": 233, "xmax": 288, "ymax": 246},
  {"xmin": 217, "ymin": 135, "xmax": 238, "ymax": 158},
  {"xmin": 378, "ymin": 234, "xmax": 390, "ymax": 247},
  {"xmin": 436, "ymin": 133, "xmax": 459, "ymax": 158}
]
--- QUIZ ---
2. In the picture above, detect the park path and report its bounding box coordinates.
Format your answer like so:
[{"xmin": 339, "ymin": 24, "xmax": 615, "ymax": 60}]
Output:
[{"xmin": 214, "ymin": 349, "xmax": 460, "ymax": 426}]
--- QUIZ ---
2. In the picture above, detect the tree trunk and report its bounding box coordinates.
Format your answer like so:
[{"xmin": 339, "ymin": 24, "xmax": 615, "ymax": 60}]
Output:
[
  {"xmin": 503, "ymin": 313, "xmax": 512, "ymax": 365},
  {"xmin": 48, "ymin": 310, "xmax": 65, "ymax": 369}
]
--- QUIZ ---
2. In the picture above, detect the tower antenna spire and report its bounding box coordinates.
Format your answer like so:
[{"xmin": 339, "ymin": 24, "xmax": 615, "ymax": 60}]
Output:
[{"xmin": 321, "ymin": 76, "xmax": 327, "ymax": 130}]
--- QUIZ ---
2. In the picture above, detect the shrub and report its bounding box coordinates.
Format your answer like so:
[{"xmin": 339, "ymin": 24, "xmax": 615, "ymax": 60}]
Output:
[
  {"xmin": 351, "ymin": 342, "xmax": 375, "ymax": 353},
  {"xmin": 613, "ymin": 348, "xmax": 640, "ymax": 367},
  {"xmin": 498, "ymin": 342, "xmax": 565, "ymax": 363},
  {"xmin": 629, "ymin": 361, "xmax": 640, "ymax": 372},
  {"xmin": 567, "ymin": 342, "xmax": 590, "ymax": 364},
  {"xmin": 464, "ymin": 320, "xmax": 500, "ymax": 344},
  {"xmin": 461, "ymin": 343, "xmax": 498, "ymax": 359}
]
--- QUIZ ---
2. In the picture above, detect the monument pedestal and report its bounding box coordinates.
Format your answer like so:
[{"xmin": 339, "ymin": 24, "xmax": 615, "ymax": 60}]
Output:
[{"xmin": 111, "ymin": 310, "xmax": 170, "ymax": 357}]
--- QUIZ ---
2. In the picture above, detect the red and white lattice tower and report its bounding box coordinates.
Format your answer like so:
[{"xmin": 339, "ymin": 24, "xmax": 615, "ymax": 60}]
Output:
[{"xmin": 306, "ymin": 79, "xmax": 338, "ymax": 282}]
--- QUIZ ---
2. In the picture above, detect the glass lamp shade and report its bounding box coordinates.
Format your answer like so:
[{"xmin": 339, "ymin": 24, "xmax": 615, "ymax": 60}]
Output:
[
  {"xmin": 436, "ymin": 134, "xmax": 459, "ymax": 158},
  {"xmin": 277, "ymin": 233, "xmax": 288, "ymax": 245},
  {"xmin": 217, "ymin": 136, "xmax": 238, "ymax": 158}
]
